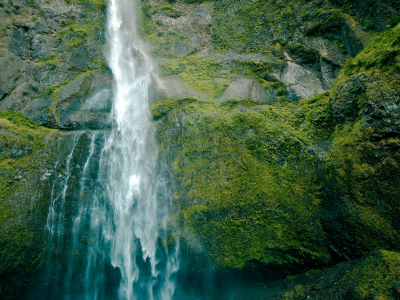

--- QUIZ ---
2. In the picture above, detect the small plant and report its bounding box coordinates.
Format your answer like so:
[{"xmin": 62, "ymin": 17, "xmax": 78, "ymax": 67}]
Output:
[
  {"xmin": 0, "ymin": 2, "xmax": 4, "ymax": 7},
  {"xmin": 32, "ymin": 16, "xmax": 38, "ymax": 21},
  {"xmin": 160, "ymin": 4, "xmax": 175, "ymax": 12},
  {"xmin": 8, "ymin": 85, "xmax": 16, "ymax": 94},
  {"xmin": 30, "ymin": 83, "xmax": 39, "ymax": 91},
  {"xmin": 39, "ymin": 9, "xmax": 45, "ymax": 16}
]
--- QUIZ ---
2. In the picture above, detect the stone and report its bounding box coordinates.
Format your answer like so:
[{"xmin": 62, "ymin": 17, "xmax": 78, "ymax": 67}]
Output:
[
  {"xmin": 251, "ymin": 82, "xmax": 269, "ymax": 103},
  {"xmin": 0, "ymin": 82, "xmax": 31, "ymax": 111},
  {"xmin": 216, "ymin": 76, "xmax": 254, "ymax": 102},
  {"xmin": 308, "ymin": 37, "xmax": 347, "ymax": 67},
  {"xmin": 23, "ymin": 95, "xmax": 58, "ymax": 127},
  {"xmin": 273, "ymin": 62, "xmax": 325, "ymax": 100},
  {"xmin": 31, "ymin": 34, "xmax": 54, "ymax": 60},
  {"xmin": 9, "ymin": 27, "xmax": 32, "ymax": 60},
  {"xmin": 0, "ymin": 54, "xmax": 25, "ymax": 100}
]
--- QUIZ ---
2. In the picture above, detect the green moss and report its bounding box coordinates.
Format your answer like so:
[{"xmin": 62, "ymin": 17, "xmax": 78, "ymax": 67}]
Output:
[
  {"xmin": 346, "ymin": 250, "xmax": 400, "ymax": 298},
  {"xmin": 211, "ymin": 0, "xmax": 311, "ymax": 54},
  {"xmin": 151, "ymin": 97, "xmax": 200, "ymax": 118},
  {"xmin": 160, "ymin": 4, "xmax": 177, "ymax": 12},
  {"xmin": 339, "ymin": 24, "xmax": 400, "ymax": 81},
  {"xmin": 0, "ymin": 111, "xmax": 39, "ymax": 129},
  {"xmin": 157, "ymin": 98, "xmax": 331, "ymax": 272},
  {"xmin": 0, "ymin": 115, "xmax": 58, "ymax": 277},
  {"xmin": 160, "ymin": 57, "xmax": 230, "ymax": 98},
  {"xmin": 37, "ymin": 53, "xmax": 61, "ymax": 69},
  {"xmin": 66, "ymin": 0, "xmax": 106, "ymax": 9},
  {"xmin": 298, "ymin": 92, "xmax": 334, "ymax": 141},
  {"xmin": 283, "ymin": 250, "xmax": 400, "ymax": 299},
  {"xmin": 389, "ymin": 15, "xmax": 400, "ymax": 28}
]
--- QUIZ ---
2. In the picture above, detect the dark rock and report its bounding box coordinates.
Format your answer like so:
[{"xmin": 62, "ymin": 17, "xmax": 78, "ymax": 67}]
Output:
[
  {"xmin": 341, "ymin": 19, "xmax": 367, "ymax": 57},
  {"xmin": 23, "ymin": 95, "xmax": 58, "ymax": 127},
  {"xmin": 331, "ymin": 73, "xmax": 371, "ymax": 124},
  {"xmin": 30, "ymin": 62, "xmax": 77, "ymax": 92},
  {"xmin": 165, "ymin": 11, "xmax": 181, "ymax": 18},
  {"xmin": 344, "ymin": 286, "xmax": 362, "ymax": 300},
  {"xmin": 394, "ymin": 282, "xmax": 400, "ymax": 299},
  {"xmin": 9, "ymin": 27, "xmax": 31, "ymax": 60}
]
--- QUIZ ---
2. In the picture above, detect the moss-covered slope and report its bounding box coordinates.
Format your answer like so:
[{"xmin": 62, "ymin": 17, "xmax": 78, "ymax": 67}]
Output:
[
  {"xmin": 156, "ymin": 97, "xmax": 330, "ymax": 272},
  {"xmin": 321, "ymin": 24, "xmax": 400, "ymax": 261},
  {"xmin": 153, "ymin": 24, "xmax": 400, "ymax": 277}
]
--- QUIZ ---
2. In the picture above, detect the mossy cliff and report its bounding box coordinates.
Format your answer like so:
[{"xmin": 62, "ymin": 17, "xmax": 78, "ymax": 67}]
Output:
[
  {"xmin": 152, "ymin": 19, "xmax": 400, "ymax": 298},
  {"xmin": 0, "ymin": 0, "xmax": 399, "ymax": 298}
]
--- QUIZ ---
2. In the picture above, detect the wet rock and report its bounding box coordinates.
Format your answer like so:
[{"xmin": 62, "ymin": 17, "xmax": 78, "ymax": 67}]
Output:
[
  {"xmin": 0, "ymin": 82, "xmax": 31, "ymax": 111},
  {"xmin": 33, "ymin": 18, "xmax": 50, "ymax": 34}
]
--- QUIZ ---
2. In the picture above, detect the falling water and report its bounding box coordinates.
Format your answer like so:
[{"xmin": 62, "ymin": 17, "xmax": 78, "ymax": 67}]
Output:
[
  {"xmin": 41, "ymin": 0, "xmax": 178, "ymax": 298},
  {"xmin": 105, "ymin": 0, "xmax": 178, "ymax": 299}
]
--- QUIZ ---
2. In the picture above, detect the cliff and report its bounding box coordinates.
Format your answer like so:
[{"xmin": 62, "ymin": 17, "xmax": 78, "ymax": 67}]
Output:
[{"xmin": 0, "ymin": 0, "xmax": 400, "ymax": 298}]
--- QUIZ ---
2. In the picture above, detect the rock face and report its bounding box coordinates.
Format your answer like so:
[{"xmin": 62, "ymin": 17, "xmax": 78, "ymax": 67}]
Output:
[
  {"xmin": 0, "ymin": 0, "xmax": 400, "ymax": 299},
  {"xmin": 0, "ymin": 0, "xmax": 112, "ymax": 130}
]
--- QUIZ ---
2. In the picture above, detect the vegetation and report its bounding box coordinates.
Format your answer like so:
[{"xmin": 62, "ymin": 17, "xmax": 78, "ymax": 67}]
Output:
[
  {"xmin": 156, "ymin": 97, "xmax": 331, "ymax": 272},
  {"xmin": 0, "ymin": 112, "xmax": 57, "ymax": 284},
  {"xmin": 283, "ymin": 250, "xmax": 400, "ymax": 299},
  {"xmin": 152, "ymin": 24, "xmax": 400, "ymax": 281}
]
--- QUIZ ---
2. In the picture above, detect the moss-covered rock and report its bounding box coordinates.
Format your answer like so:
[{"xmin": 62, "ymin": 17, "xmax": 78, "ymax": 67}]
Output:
[
  {"xmin": 155, "ymin": 97, "xmax": 333, "ymax": 273},
  {"xmin": 281, "ymin": 250, "xmax": 400, "ymax": 300},
  {"xmin": 320, "ymin": 24, "xmax": 400, "ymax": 261},
  {"xmin": 153, "ymin": 24, "xmax": 400, "ymax": 276}
]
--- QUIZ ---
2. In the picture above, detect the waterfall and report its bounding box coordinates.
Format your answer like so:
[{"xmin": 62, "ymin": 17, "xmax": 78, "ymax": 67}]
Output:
[
  {"xmin": 41, "ymin": 0, "xmax": 178, "ymax": 298},
  {"xmin": 105, "ymin": 0, "xmax": 178, "ymax": 299}
]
